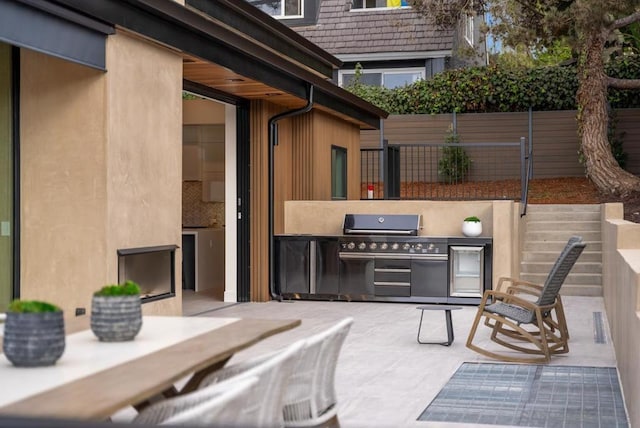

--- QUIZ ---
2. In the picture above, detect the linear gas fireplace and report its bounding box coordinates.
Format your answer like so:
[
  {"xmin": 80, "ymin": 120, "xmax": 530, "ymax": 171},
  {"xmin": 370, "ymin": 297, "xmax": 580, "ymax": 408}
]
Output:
[{"xmin": 117, "ymin": 245, "xmax": 178, "ymax": 302}]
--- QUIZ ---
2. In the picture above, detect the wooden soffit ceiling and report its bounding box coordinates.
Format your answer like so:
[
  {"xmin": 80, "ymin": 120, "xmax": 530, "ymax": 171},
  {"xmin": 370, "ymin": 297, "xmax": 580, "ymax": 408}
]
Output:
[{"xmin": 183, "ymin": 54, "xmax": 308, "ymax": 109}]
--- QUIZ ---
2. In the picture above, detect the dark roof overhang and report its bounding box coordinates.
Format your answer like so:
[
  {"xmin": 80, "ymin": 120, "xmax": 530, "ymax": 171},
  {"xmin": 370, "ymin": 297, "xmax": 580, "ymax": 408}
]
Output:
[
  {"xmin": 49, "ymin": 0, "xmax": 388, "ymax": 129},
  {"xmin": 186, "ymin": 0, "xmax": 341, "ymax": 79}
]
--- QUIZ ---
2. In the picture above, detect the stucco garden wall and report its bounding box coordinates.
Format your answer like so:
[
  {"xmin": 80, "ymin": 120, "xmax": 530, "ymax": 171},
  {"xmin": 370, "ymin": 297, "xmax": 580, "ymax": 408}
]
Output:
[{"xmin": 601, "ymin": 203, "xmax": 640, "ymax": 427}]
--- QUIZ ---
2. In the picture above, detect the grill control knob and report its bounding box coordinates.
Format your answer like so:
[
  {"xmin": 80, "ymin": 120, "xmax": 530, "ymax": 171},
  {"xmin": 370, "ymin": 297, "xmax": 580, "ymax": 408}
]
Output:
[
  {"xmin": 369, "ymin": 242, "xmax": 378, "ymax": 250},
  {"xmin": 347, "ymin": 242, "xmax": 356, "ymax": 250},
  {"xmin": 415, "ymin": 243, "xmax": 423, "ymax": 250},
  {"xmin": 391, "ymin": 243, "xmax": 399, "ymax": 250},
  {"xmin": 358, "ymin": 242, "xmax": 367, "ymax": 250},
  {"xmin": 402, "ymin": 243, "xmax": 411, "ymax": 251},
  {"xmin": 380, "ymin": 243, "xmax": 389, "ymax": 250}
]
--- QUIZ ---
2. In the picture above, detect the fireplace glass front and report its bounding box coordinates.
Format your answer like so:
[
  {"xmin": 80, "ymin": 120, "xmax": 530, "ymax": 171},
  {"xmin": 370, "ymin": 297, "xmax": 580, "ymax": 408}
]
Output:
[{"xmin": 117, "ymin": 245, "xmax": 177, "ymax": 302}]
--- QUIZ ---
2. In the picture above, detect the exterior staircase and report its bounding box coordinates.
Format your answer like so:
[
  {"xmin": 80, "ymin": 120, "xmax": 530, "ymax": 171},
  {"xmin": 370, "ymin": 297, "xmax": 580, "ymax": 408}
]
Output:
[{"xmin": 520, "ymin": 204, "xmax": 602, "ymax": 296}]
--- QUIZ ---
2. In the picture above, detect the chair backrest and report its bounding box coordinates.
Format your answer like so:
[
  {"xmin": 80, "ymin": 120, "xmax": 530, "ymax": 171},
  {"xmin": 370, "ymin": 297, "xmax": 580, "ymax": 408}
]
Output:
[
  {"xmin": 158, "ymin": 376, "xmax": 259, "ymax": 426},
  {"xmin": 133, "ymin": 375, "xmax": 259, "ymax": 425},
  {"xmin": 282, "ymin": 317, "xmax": 354, "ymax": 425},
  {"xmin": 536, "ymin": 236, "xmax": 586, "ymax": 307},
  {"xmin": 201, "ymin": 340, "xmax": 304, "ymax": 428}
]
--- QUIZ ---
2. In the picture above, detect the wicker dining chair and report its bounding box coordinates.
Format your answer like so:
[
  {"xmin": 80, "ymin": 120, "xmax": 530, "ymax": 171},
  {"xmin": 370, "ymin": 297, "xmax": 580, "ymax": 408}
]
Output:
[
  {"xmin": 133, "ymin": 376, "xmax": 258, "ymax": 426},
  {"xmin": 202, "ymin": 317, "xmax": 353, "ymax": 428},
  {"xmin": 197, "ymin": 340, "xmax": 304, "ymax": 428},
  {"xmin": 466, "ymin": 236, "xmax": 586, "ymax": 363}
]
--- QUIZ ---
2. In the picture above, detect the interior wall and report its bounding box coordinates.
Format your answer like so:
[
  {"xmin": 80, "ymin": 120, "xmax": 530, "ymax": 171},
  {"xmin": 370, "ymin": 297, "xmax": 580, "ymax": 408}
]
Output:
[
  {"xmin": 20, "ymin": 49, "xmax": 108, "ymax": 313},
  {"xmin": 105, "ymin": 31, "xmax": 183, "ymax": 316}
]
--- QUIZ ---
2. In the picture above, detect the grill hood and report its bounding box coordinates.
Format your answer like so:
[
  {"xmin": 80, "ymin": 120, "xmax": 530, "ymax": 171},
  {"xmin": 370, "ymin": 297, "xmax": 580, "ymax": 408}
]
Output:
[{"xmin": 343, "ymin": 214, "xmax": 421, "ymax": 236}]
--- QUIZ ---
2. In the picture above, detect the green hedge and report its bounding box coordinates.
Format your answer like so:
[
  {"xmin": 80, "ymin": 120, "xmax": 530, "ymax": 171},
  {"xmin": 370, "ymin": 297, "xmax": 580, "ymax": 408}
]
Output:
[{"xmin": 346, "ymin": 56, "xmax": 640, "ymax": 114}]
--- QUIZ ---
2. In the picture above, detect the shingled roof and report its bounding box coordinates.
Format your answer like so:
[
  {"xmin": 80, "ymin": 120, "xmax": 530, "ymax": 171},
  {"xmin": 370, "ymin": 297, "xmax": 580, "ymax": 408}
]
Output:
[{"xmin": 294, "ymin": 0, "xmax": 454, "ymax": 56}]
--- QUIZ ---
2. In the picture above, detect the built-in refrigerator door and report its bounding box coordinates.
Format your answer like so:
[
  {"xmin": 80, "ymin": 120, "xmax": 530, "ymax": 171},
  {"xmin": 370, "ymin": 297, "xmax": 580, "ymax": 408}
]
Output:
[{"xmin": 449, "ymin": 246, "xmax": 484, "ymax": 298}]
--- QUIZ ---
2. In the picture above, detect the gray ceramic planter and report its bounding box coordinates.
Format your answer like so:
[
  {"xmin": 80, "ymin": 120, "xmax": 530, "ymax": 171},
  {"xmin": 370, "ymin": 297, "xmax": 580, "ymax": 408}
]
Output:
[
  {"xmin": 2, "ymin": 311, "xmax": 65, "ymax": 367},
  {"xmin": 90, "ymin": 295, "xmax": 142, "ymax": 342}
]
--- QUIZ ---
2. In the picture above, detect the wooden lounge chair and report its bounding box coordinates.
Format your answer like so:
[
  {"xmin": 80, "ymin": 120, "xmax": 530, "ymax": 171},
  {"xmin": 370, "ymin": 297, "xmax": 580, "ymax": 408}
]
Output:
[{"xmin": 466, "ymin": 236, "xmax": 586, "ymax": 363}]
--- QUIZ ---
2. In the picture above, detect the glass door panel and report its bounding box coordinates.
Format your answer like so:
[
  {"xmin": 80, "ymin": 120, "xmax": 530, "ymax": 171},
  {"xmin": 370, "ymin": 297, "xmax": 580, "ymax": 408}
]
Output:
[
  {"xmin": 0, "ymin": 43, "xmax": 13, "ymax": 310},
  {"xmin": 449, "ymin": 246, "xmax": 484, "ymax": 297}
]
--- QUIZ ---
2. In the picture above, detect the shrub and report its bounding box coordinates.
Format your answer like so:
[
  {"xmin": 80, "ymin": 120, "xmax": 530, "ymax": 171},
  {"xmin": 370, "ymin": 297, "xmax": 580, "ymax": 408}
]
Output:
[
  {"xmin": 438, "ymin": 126, "xmax": 471, "ymax": 183},
  {"xmin": 94, "ymin": 280, "xmax": 141, "ymax": 297},
  {"xmin": 8, "ymin": 300, "xmax": 61, "ymax": 313}
]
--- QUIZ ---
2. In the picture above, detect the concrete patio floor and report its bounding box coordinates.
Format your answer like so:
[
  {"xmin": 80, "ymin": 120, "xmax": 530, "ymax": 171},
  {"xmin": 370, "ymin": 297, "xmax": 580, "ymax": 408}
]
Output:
[{"xmin": 182, "ymin": 294, "xmax": 622, "ymax": 428}]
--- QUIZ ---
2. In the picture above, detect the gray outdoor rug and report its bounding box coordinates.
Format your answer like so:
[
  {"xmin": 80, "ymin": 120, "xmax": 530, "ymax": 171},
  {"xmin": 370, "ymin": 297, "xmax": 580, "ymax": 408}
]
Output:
[{"xmin": 418, "ymin": 363, "xmax": 628, "ymax": 427}]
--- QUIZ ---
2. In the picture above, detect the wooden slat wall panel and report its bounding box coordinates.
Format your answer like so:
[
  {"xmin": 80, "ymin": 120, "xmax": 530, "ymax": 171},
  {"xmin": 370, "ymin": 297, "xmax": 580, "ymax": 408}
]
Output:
[
  {"xmin": 311, "ymin": 110, "xmax": 361, "ymax": 200},
  {"xmin": 361, "ymin": 109, "xmax": 640, "ymax": 179},
  {"xmin": 291, "ymin": 114, "xmax": 314, "ymax": 201},
  {"xmin": 249, "ymin": 105, "xmax": 361, "ymax": 301},
  {"xmin": 250, "ymin": 100, "xmax": 285, "ymax": 302}
]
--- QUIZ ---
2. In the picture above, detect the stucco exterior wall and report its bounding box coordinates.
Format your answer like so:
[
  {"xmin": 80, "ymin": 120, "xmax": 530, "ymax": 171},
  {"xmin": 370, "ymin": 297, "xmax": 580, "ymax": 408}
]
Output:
[
  {"xmin": 283, "ymin": 199, "xmax": 517, "ymax": 287},
  {"xmin": 601, "ymin": 203, "xmax": 640, "ymax": 427},
  {"xmin": 20, "ymin": 49, "xmax": 108, "ymax": 313},
  {"xmin": 19, "ymin": 31, "xmax": 183, "ymax": 316},
  {"xmin": 105, "ymin": 32, "xmax": 183, "ymax": 316}
]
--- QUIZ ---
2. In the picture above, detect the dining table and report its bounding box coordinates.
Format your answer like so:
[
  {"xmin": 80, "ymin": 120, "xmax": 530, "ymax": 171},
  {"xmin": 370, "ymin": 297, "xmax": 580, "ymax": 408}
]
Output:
[{"xmin": 0, "ymin": 315, "xmax": 300, "ymax": 421}]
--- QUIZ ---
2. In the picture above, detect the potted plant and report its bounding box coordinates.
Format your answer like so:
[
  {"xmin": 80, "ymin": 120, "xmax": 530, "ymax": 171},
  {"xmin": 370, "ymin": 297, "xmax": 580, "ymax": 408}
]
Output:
[
  {"xmin": 462, "ymin": 216, "xmax": 483, "ymax": 237},
  {"xmin": 91, "ymin": 280, "xmax": 142, "ymax": 342},
  {"xmin": 3, "ymin": 300, "xmax": 65, "ymax": 367}
]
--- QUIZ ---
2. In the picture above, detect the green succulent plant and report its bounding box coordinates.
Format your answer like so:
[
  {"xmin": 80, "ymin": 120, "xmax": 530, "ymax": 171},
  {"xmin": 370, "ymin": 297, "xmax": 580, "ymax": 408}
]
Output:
[
  {"xmin": 8, "ymin": 300, "xmax": 61, "ymax": 313},
  {"xmin": 464, "ymin": 216, "xmax": 481, "ymax": 222},
  {"xmin": 94, "ymin": 280, "xmax": 141, "ymax": 297}
]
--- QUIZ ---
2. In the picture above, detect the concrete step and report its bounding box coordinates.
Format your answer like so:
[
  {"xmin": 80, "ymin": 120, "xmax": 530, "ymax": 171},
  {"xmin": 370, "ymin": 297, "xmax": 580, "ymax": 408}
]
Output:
[
  {"xmin": 520, "ymin": 272, "xmax": 602, "ymax": 286},
  {"xmin": 521, "ymin": 250, "xmax": 602, "ymax": 263},
  {"xmin": 520, "ymin": 261, "xmax": 601, "ymax": 274},
  {"xmin": 525, "ymin": 204, "xmax": 601, "ymax": 213},
  {"xmin": 523, "ymin": 241, "xmax": 602, "ymax": 252},
  {"xmin": 525, "ymin": 211, "xmax": 601, "ymax": 221},
  {"xmin": 525, "ymin": 231, "xmax": 601, "ymax": 242},
  {"xmin": 526, "ymin": 220, "xmax": 600, "ymax": 232},
  {"xmin": 560, "ymin": 284, "xmax": 603, "ymax": 297},
  {"xmin": 520, "ymin": 204, "xmax": 603, "ymax": 297}
]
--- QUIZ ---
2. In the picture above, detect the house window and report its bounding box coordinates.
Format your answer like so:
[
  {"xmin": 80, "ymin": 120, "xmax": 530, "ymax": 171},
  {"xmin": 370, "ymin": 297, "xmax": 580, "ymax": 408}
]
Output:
[
  {"xmin": 331, "ymin": 146, "xmax": 347, "ymax": 200},
  {"xmin": 464, "ymin": 14, "xmax": 474, "ymax": 45},
  {"xmin": 351, "ymin": 0, "xmax": 409, "ymax": 9},
  {"xmin": 340, "ymin": 68, "xmax": 423, "ymax": 89},
  {"xmin": 247, "ymin": 0, "xmax": 303, "ymax": 18}
]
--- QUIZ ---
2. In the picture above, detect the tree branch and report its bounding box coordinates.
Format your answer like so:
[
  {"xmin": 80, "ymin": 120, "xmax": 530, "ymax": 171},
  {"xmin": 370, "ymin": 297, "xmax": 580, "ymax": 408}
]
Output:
[
  {"xmin": 608, "ymin": 76, "xmax": 640, "ymax": 89},
  {"xmin": 611, "ymin": 10, "xmax": 640, "ymax": 30}
]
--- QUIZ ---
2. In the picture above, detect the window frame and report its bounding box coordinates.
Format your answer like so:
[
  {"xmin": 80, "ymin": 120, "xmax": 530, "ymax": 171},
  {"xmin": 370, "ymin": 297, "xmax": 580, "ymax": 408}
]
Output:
[
  {"xmin": 350, "ymin": 0, "xmax": 410, "ymax": 11},
  {"xmin": 331, "ymin": 145, "xmax": 348, "ymax": 200},
  {"xmin": 464, "ymin": 14, "xmax": 474, "ymax": 46},
  {"xmin": 248, "ymin": 0, "xmax": 304, "ymax": 19},
  {"xmin": 338, "ymin": 67, "xmax": 425, "ymax": 89}
]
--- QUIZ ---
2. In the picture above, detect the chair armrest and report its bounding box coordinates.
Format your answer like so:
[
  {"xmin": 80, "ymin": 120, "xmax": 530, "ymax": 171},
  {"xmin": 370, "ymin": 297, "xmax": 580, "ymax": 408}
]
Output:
[{"xmin": 483, "ymin": 290, "xmax": 544, "ymax": 312}]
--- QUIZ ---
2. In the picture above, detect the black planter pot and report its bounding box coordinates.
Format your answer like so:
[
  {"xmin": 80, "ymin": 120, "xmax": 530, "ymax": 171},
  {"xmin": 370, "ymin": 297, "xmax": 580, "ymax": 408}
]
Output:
[
  {"xmin": 2, "ymin": 311, "xmax": 66, "ymax": 367},
  {"xmin": 90, "ymin": 295, "xmax": 142, "ymax": 342}
]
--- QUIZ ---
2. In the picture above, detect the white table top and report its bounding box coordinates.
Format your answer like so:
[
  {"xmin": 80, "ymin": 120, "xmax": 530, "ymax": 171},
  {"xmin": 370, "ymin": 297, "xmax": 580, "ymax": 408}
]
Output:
[
  {"xmin": 0, "ymin": 316, "xmax": 300, "ymax": 420},
  {"xmin": 0, "ymin": 316, "xmax": 239, "ymax": 408}
]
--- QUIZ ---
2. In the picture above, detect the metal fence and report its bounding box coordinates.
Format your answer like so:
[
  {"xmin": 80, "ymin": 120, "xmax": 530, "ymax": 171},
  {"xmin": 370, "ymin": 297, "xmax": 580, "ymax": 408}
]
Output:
[{"xmin": 361, "ymin": 138, "xmax": 531, "ymax": 203}]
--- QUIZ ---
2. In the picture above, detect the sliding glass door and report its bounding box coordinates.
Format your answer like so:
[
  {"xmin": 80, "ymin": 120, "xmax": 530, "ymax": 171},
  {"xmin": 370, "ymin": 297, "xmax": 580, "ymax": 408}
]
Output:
[{"xmin": 0, "ymin": 43, "xmax": 14, "ymax": 310}]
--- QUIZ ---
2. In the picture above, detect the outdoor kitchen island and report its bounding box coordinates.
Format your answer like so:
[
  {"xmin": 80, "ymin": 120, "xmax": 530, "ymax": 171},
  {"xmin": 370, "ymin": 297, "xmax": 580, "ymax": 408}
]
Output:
[{"xmin": 275, "ymin": 214, "xmax": 492, "ymax": 305}]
